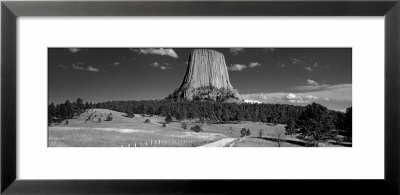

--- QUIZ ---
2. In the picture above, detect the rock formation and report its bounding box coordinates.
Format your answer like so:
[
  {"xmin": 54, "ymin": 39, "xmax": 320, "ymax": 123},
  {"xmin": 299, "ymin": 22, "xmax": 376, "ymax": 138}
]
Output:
[{"xmin": 167, "ymin": 49, "xmax": 241, "ymax": 102}]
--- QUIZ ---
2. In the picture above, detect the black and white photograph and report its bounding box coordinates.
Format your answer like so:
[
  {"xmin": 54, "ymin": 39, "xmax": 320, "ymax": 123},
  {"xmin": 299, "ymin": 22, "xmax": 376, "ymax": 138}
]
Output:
[{"xmin": 48, "ymin": 48, "xmax": 352, "ymax": 147}]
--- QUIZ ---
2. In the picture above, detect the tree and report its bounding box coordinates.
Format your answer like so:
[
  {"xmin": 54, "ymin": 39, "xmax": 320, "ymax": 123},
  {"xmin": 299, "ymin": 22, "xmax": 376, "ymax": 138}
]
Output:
[
  {"xmin": 175, "ymin": 112, "xmax": 183, "ymax": 121},
  {"xmin": 223, "ymin": 108, "xmax": 230, "ymax": 123},
  {"xmin": 240, "ymin": 128, "xmax": 251, "ymax": 137},
  {"xmin": 64, "ymin": 100, "xmax": 74, "ymax": 119},
  {"xmin": 258, "ymin": 111, "xmax": 267, "ymax": 123},
  {"xmin": 59, "ymin": 103, "xmax": 67, "ymax": 120},
  {"xmin": 199, "ymin": 116, "xmax": 205, "ymax": 124},
  {"xmin": 105, "ymin": 113, "xmax": 113, "ymax": 121},
  {"xmin": 162, "ymin": 123, "xmax": 167, "ymax": 127},
  {"xmin": 272, "ymin": 117, "xmax": 279, "ymax": 125},
  {"xmin": 165, "ymin": 114, "xmax": 173, "ymax": 124},
  {"xmin": 258, "ymin": 129, "xmax": 263, "ymax": 138},
  {"xmin": 127, "ymin": 112, "xmax": 135, "ymax": 118},
  {"xmin": 144, "ymin": 119, "xmax": 151, "ymax": 123},
  {"xmin": 181, "ymin": 122, "xmax": 188, "ymax": 130},
  {"xmin": 191, "ymin": 125, "xmax": 203, "ymax": 132},
  {"xmin": 296, "ymin": 103, "xmax": 335, "ymax": 147},
  {"xmin": 285, "ymin": 118, "xmax": 297, "ymax": 136},
  {"xmin": 343, "ymin": 107, "xmax": 352, "ymax": 138},
  {"xmin": 235, "ymin": 111, "xmax": 244, "ymax": 122},
  {"xmin": 273, "ymin": 126, "xmax": 286, "ymax": 147},
  {"xmin": 48, "ymin": 103, "xmax": 56, "ymax": 125},
  {"xmin": 75, "ymin": 98, "xmax": 84, "ymax": 114},
  {"xmin": 147, "ymin": 106, "xmax": 155, "ymax": 115}
]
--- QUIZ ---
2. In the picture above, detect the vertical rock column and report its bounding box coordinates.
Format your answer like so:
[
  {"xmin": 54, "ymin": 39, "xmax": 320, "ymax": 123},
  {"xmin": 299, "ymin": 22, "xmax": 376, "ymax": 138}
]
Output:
[{"xmin": 168, "ymin": 49, "xmax": 241, "ymax": 102}]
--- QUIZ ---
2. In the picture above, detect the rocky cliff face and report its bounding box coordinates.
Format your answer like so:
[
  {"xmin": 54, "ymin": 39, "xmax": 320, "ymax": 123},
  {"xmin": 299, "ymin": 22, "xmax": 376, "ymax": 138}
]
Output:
[{"xmin": 168, "ymin": 49, "xmax": 241, "ymax": 102}]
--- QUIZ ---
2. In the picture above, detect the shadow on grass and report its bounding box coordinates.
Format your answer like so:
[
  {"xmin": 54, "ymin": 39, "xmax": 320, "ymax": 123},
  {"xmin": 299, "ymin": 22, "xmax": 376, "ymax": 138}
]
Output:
[{"xmin": 251, "ymin": 136, "xmax": 352, "ymax": 147}]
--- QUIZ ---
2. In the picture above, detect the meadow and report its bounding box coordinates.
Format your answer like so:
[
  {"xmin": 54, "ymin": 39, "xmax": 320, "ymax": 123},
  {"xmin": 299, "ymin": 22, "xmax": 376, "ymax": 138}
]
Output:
[{"xmin": 48, "ymin": 109, "xmax": 346, "ymax": 147}]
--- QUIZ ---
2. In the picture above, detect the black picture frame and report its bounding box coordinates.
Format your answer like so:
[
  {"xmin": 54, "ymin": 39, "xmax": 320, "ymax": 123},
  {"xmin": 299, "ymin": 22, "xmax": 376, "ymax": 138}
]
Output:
[{"xmin": 1, "ymin": 1, "xmax": 399, "ymax": 194}]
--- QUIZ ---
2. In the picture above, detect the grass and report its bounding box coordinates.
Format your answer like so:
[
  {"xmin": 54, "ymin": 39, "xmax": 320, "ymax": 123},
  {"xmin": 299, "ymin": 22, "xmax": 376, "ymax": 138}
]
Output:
[
  {"xmin": 49, "ymin": 109, "xmax": 224, "ymax": 147},
  {"xmin": 48, "ymin": 108, "xmax": 346, "ymax": 147},
  {"xmin": 231, "ymin": 137, "xmax": 300, "ymax": 147},
  {"xmin": 49, "ymin": 129, "xmax": 219, "ymax": 147}
]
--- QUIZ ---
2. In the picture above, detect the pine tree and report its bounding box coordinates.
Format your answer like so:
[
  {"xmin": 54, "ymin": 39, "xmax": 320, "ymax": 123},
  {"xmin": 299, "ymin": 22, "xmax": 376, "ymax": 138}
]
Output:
[
  {"xmin": 75, "ymin": 98, "xmax": 84, "ymax": 114},
  {"xmin": 344, "ymin": 107, "xmax": 352, "ymax": 137},
  {"xmin": 296, "ymin": 103, "xmax": 335, "ymax": 147},
  {"xmin": 165, "ymin": 114, "xmax": 173, "ymax": 124},
  {"xmin": 285, "ymin": 118, "xmax": 296, "ymax": 135}
]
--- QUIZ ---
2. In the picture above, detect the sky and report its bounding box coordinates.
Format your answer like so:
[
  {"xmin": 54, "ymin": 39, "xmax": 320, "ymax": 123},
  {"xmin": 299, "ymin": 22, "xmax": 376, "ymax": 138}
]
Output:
[{"xmin": 48, "ymin": 48, "xmax": 352, "ymax": 111}]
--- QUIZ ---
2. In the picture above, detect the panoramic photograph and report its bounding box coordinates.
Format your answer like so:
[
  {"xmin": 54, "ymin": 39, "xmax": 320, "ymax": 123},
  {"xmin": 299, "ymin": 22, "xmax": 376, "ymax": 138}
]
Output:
[{"xmin": 48, "ymin": 48, "xmax": 352, "ymax": 147}]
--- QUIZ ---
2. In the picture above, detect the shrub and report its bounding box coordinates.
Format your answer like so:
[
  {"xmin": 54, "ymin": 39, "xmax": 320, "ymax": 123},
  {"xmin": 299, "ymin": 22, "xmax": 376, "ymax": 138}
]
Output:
[
  {"xmin": 240, "ymin": 128, "xmax": 251, "ymax": 137},
  {"xmin": 199, "ymin": 117, "xmax": 205, "ymax": 124},
  {"xmin": 127, "ymin": 112, "xmax": 135, "ymax": 118},
  {"xmin": 65, "ymin": 120, "xmax": 69, "ymax": 125},
  {"xmin": 165, "ymin": 114, "xmax": 173, "ymax": 124},
  {"xmin": 191, "ymin": 125, "xmax": 203, "ymax": 133},
  {"xmin": 258, "ymin": 129, "xmax": 263, "ymax": 138},
  {"xmin": 98, "ymin": 118, "xmax": 101, "ymax": 123},
  {"xmin": 181, "ymin": 122, "xmax": 188, "ymax": 130},
  {"xmin": 162, "ymin": 123, "xmax": 167, "ymax": 127},
  {"xmin": 144, "ymin": 119, "xmax": 151, "ymax": 123},
  {"xmin": 105, "ymin": 113, "xmax": 113, "ymax": 121}
]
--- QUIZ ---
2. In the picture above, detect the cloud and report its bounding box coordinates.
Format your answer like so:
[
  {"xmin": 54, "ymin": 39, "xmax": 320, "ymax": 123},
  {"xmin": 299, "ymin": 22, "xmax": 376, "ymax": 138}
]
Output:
[
  {"xmin": 130, "ymin": 48, "xmax": 179, "ymax": 58},
  {"xmin": 150, "ymin": 62, "xmax": 160, "ymax": 67},
  {"xmin": 72, "ymin": 62, "xmax": 99, "ymax": 72},
  {"xmin": 150, "ymin": 62, "xmax": 171, "ymax": 70},
  {"xmin": 305, "ymin": 66, "xmax": 313, "ymax": 72},
  {"xmin": 241, "ymin": 92, "xmax": 319, "ymax": 105},
  {"xmin": 241, "ymin": 84, "xmax": 351, "ymax": 111},
  {"xmin": 306, "ymin": 79, "xmax": 318, "ymax": 86},
  {"xmin": 228, "ymin": 64, "xmax": 247, "ymax": 71},
  {"xmin": 293, "ymin": 80, "xmax": 347, "ymax": 92},
  {"xmin": 113, "ymin": 61, "xmax": 120, "ymax": 66},
  {"xmin": 57, "ymin": 64, "xmax": 67, "ymax": 69},
  {"xmin": 175, "ymin": 61, "xmax": 189, "ymax": 66},
  {"xmin": 228, "ymin": 61, "xmax": 261, "ymax": 71},
  {"xmin": 248, "ymin": 62, "xmax": 261, "ymax": 68},
  {"xmin": 290, "ymin": 58, "xmax": 302, "ymax": 64},
  {"xmin": 313, "ymin": 62, "xmax": 319, "ymax": 67},
  {"xmin": 283, "ymin": 93, "xmax": 319, "ymax": 104},
  {"xmin": 68, "ymin": 48, "xmax": 80, "ymax": 53},
  {"xmin": 281, "ymin": 64, "xmax": 285, "ymax": 68},
  {"xmin": 87, "ymin": 66, "xmax": 99, "ymax": 72},
  {"xmin": 230, "ymin": 48, "xmax": 244, "ymax": 55}
]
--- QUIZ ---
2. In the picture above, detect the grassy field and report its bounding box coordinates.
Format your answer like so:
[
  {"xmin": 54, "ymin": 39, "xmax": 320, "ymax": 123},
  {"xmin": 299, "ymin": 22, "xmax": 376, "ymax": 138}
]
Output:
[
  {"xmin": 232, "ymin": 137, "xmax": 300, "ymax": 147},
  {"xmin": 48, "ymin": 109, "xmax": 344, "ymax": 147},
  {"xmin": 49, "ymin": 109, "xmax": 225, "ymax": 147}
]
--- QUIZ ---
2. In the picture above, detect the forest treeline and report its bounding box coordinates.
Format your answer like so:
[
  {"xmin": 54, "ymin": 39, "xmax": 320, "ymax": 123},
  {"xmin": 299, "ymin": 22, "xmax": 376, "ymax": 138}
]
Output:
[{"xmin": 48, "ymin": 98, "xmax": 352, "ymax": 138}]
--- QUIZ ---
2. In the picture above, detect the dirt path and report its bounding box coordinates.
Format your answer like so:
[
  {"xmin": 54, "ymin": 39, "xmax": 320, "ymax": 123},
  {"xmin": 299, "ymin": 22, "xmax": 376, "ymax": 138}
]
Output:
[{"xmin": 200, "ymin": 138, "xmax": 237, "ymax": 147}]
